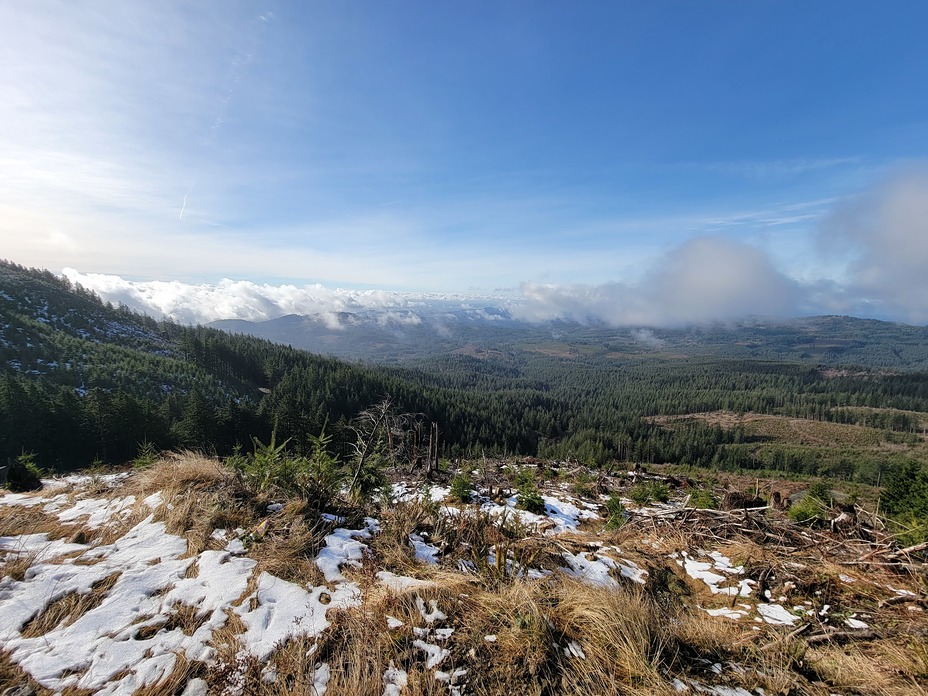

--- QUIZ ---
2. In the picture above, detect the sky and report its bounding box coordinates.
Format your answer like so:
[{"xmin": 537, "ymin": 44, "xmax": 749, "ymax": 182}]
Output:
[{"xmin": 2, "ymin": 1, "xmax": 928, "ymax": 326}]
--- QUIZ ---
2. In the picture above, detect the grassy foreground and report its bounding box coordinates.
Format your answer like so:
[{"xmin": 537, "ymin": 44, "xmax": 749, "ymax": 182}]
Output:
[{"xmin": 1, "ymin": 453, "xmax": 927, "ymax": 695}]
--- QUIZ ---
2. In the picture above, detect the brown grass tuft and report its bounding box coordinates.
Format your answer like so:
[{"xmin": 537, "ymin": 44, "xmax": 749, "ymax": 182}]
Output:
[
  {"xmin": 0, "ymin": 649, "xmax": 45, "ymax": 695},
  {"xmin": 20, "ymin": 571, "xmax": 121, "ymax": 638},
  {"xmin": 0, "ymin": 503, "xmax": 81, "ymax": 541},
  {"xmin": 248, "ymin": 513, "xmax": 330, "ymax": 586},
  {"xmin": 130, "ymin": 451, "xmax": 231, "ymax": 498},
  {"xmin": 0, "ymin": 550, "xmax": 38, "ymax": 582},
  {"xmin": 131, "ymin": 652, "xmax": 203, "ymax": 696}
]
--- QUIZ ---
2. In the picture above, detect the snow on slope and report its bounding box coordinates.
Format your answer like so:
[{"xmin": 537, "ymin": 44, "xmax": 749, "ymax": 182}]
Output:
[{"xmin": 0, "ymin": 487, "xmax": 370, "ymax": 694}]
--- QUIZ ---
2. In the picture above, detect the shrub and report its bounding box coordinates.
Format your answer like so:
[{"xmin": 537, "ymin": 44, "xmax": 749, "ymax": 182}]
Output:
[
  {"xmin": 688, "ymin": 488, "xmax": 717, "ymax": 510},
  {"xmin": 807, "ymin": 480, "xmax": 833, "ymax": 505},
  {"xmin": 887, "ymin": 511, "xmax": 928, "ymax": 548},
  {"xmin": 517, "ymin": 479, "xmax": 546, "ymax": 514},
  {"xmin": 650, "ymin": 481, "xmax": 670, "ymax": 503},
  {"xmin": 229, "ymin": 427, "xmax": 343, "ymax": 510},
  {"xmin": 450, "ymin": 472, "xmax": 473, "ymax": 503},
  {"xmin": 5, "ymin": 452, "xmax": 43, "ymax": 492},
  {"xmin": 628, "ymin": 484, "xmax": 651, "ymax": 505},
  {"xmin": 880, "ymin": 460, "xmax": 928, "ymax": 545},
  {"xmin": 628, "ymin": 481, "xmax": 670, "ymax": 505},
  {"xmin": 132, "ymin": 440, "xmax": 159, "ymax": 469},
  {"xmin": 571, "ymin": 471, "xmax": 596, "ymax": 498},
  {"xmin": 787, "ymin": 494, "xmax": 829, "ymax": 525},
  {"xmin": 604, "ymin": 495, "xmax": 626, "ymax": 529}
]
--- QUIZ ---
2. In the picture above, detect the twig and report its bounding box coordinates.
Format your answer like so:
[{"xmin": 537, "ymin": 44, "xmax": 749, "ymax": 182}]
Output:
[
  {"xmin": 887, "ymin": 541, "xmax": 928, "ymax": 559},
  {"xmin": 804, "ymin": 628, "xmax": 876, "ymax": 645}
]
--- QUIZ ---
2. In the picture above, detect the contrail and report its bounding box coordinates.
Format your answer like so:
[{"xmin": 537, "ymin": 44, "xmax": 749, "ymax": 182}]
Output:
[{"xmin": 179, "ymin": 183, "xmax": 194, "ymax": 221}]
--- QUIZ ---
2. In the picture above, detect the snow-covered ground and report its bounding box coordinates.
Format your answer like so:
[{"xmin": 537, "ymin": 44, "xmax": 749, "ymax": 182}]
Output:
[
  {"xmin": 0, "ymin": 474, "xmax": 914, "ymax": 695},
  {"xmin": 0, "ymin": 489, "xmax": 369, "ymax": 694},
  {"xmin": 0, "ymin": 479, "xmax": 624, "ymax": 694}
]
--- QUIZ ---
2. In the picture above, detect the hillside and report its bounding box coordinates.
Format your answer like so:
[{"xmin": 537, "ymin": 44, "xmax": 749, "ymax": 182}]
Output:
[
  {"xmin": 2, "ymin": 454, "xmax": 927, "ymax": 695},
  {"xmin": 4, "ymin": 261, "xmax": 928, "ymax": 693},
  {"xmin": 1, "ymin": 260, "xmax": 511, "ymax": 470},
  {"xmin": 209, "ymin": 310, "xmax": 928, "ymax": 371},
  {"xmin": 5, "ymin": 260, "xmax": 928, "ymax": 494}
]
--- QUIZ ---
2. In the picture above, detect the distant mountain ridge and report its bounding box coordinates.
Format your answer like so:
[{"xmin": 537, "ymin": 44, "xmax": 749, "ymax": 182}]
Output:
[{"xmin": 210, "ymin": 308, "xmax": 928, "ymax": 370}]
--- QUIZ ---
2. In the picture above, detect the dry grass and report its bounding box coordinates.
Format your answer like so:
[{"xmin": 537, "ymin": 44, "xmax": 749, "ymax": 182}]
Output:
[
  {"xmin": 131, "ymin": 653, "xmax": 202, "ymax": 696},
  {"xmin": 134, "ymin": 462, "xmax": 256, "ymax": 557},
  {"xmin": 5, "ymin": 454, "xmax": 928, "ymax": 694},
  {"xmin": 0, "ymin": 503, "xmax": 83, "ymax": 541},
  {"xmin": 20, "ymin": 571, "xmax": 121, "ymax": 638},
  {"xmin": 0, "ymin": 649, "xmax": 45, "ymax": 695},
  {"xmin": 129, "ymin": 450, "xmax": 231, "ymax": 498},
  {"xmin": 0, "ymin": 549, "xmax": 39, "ymax": 582},
  {"xmin": 482, "ymin": 579, "xmax": 674, "ymax": 694},
  {"xmin": 650, "ymin": 410, "xmax": 888, "ymax": 448},
  {"xmin": 248, "ymin": 512, "xmax": 330, "ymax": 585},
  {"xmin": 310, "ymin": 573, "xmax": 683, "ymax": 695}
]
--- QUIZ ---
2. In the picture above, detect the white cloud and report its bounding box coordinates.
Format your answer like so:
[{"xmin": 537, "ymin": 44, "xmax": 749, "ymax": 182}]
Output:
[
  {"xmin": 819, "ymin": 168, "xmax": 928, "ymax": 323},
  {"xmin": 512, "ymin": 236, "xmax": 802, "ymax": 326},
  {"xmin": 60, "ymin": 169, "xmax": 928, "ymax": 330},
  {"xmin": 630, "ymin": 328, "xmax": 665, "ymax": 350},
  {"xmin": 60, "ymin": 268, "xmax": 509, "ymax": 327}
]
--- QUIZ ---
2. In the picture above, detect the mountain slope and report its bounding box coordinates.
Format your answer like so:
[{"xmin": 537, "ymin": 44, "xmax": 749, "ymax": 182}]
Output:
[
  {"xmin": 0, "ymin": 261, "xmax": 562, "ymax": 471},
  {"xmin": 212, "ymin": 308, "xmax": 928, "ymax": 370},
  {"xmin": 4, "ymin": 259, "xmax": 928, "ymax": 489}
]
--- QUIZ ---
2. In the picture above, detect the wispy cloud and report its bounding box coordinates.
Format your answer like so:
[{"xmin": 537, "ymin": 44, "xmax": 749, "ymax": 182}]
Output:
[{"xmin": 691, "ymin": 157, "xmax": 862, "ymax": 180}]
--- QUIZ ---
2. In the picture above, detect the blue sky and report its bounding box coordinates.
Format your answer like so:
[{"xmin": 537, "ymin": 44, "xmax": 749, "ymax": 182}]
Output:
[{"xmin": 3, "ymin": 1, "xmax": 928, "ymax": 325}]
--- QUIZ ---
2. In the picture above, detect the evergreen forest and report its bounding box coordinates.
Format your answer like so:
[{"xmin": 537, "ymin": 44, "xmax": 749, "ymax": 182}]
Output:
[{"xmin": 3, "ymin": 259, "xmax": 928, "ymax": 518}]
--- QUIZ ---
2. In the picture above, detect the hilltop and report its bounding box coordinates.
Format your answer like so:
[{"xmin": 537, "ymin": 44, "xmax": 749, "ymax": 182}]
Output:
[{"xmin": 2, "ymin": 454, "xmax": 927, "ymax": 695}]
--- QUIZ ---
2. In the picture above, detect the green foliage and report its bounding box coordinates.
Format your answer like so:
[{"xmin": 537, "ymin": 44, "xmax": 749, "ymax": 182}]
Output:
[
  {"xmin": 628, "ymin": 480, "xmax": 670, "ymax": 505},
  {"xmin": 650, "ymin": 482, "xmax": 671, "ymax": 503},
  {"xmin": 887, "ymin": 511, "xmax": 928, "ymax": 548},
  {"xmin": 229, "ymin": 426, "xmax": 342, "ymax": 510},
  {"xmin": 18, "ymin": 451, "xmax": 44, "ymax": 479},
  {"xmin": 4, "ymin": 451, "xmax": 43, "ymax": 492},
  {"xmin": 516, "ymin": 477, "xmax": 545, "ymax": 514},
  {"xmin": 806, "ymin": 480, "xmax": 833, "ymax": 505},
  {"xmin": 571, "ymin": 471, "xmax": 596, "ymax": 498},
  {"xmin": 514, "ymin": 468, "xmax": 535, "ymax": 488},
  {"xmin": 293, "ymin": 427, "xmax": 343, "ymax": 510},
  {"xmin": 132, "ymin": 440, "xmax": 159, "ymax": 469},
  {"xmin": 450, "ymin": 471, "xmax": 473, "ymax": 503},
  {"xmin": 787, "ymin": 494, "xmax": 829, "ymax": 525},
  {"xmin": 687, "ymin": 488, "xmax": 718, "ymax": 510},
  {"xmin": 348, "ymin": 450, "xmax": 388, "ymax": 501},
  {"xmin": 234, "ymin": 428, "xmax": 293, "ymax": 493},
  {"xmin": 604, "ymin": 495, "xmax": 626, "ymax": 529},
  {"xmin": 880, "ymin": 459, "xmax": 928, "ymax": 545}
]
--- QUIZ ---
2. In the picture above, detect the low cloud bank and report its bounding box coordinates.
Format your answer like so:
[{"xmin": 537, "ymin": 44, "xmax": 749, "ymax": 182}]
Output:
[
  {"xmin": 60, "ymin": 271, "xmax": 420, "ymax": 326},
  {"xmin": 513, "ymin": 170, "xmax": 928, "ymax": 327},
  {"xmin": 817, "ymin": 169, "xmax": 928, "ymax": 323},
  {"xmin": 511, "ymin": 236, "xmax": 802, "ymax": 326},
  {"xmin": 62, "ymin": 170, "xmax": 928, "ymax": 328}
]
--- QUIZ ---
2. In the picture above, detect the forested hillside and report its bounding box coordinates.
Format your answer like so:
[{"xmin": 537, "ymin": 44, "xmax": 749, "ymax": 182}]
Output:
[
  {"xmin": 3, "ymin": 260, "xmax": 928, "ymax": 492},
  {"xmin": 210, "ymin": 308, "xmax": 928, "ymax": 369}
]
